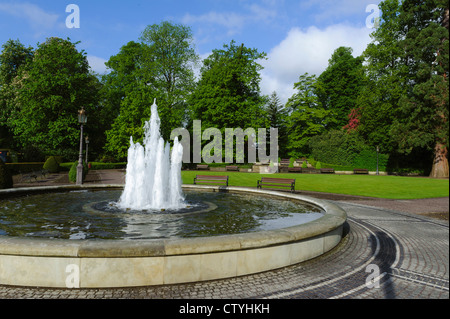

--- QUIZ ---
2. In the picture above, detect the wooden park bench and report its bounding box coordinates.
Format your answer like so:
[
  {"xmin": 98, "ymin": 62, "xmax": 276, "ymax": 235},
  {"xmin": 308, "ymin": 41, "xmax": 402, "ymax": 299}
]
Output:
[
  {"xmin": 301, "ymin": 167, "xmax": 320, "ymax": 174},
  {"xmin": 226, "ymin": 165, "xmax": 239, "ymax": 171},
  {"xmin": 279, "ymin": 159, "xmax": 290, "ymax": 166},
  {"xmin": 353, "ymin": 168, "xmax": 369, "ymax": 174},
  {"xmin": 257, "ymin": 177, "xmax": 296, "ymax": 193},
  {"xmin": 288, "ymin": 167, "xmax": 302, "ymax": 173},
  {"xmin": 196, "ymin": 164, "xmax": 209, "ymax": 170},
  {"xmin": 320, "ymin": 168, "xmax": 335, "ymax": 174},
  {"xmin": 194, "ymin": 175, "xmax": 229, "ymax": 186}
]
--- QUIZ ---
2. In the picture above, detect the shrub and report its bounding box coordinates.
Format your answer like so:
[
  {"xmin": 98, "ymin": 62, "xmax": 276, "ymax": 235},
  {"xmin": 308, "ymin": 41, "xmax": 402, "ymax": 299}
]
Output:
[
  {"xmin": 0, "ymin": 160, "xmax": 13, "ymax": 189},
  {"xmin": 302, "ymin": 161, "xmax": 307, "ymax": 168},
  {"xmin": 316, "ymin": 161, "xmax": 322, "ymax": 169},
  {"xmin": 289, "ymin": 158, "xmax": 295, "ymax": 168},
  {"xmin": 68, "ymin": 161, "xmax": 88, "ymax": 183},
  {"xmin": 309, "ymin": 130, "xmax": 389, "ymax": 170},
  {"xmin": 352, "ymin": 149, "xmax": 389, "ymax": 171},
  {"xmin": 43, "ymin": 156, "xmax": 60, "ymax": 173}
]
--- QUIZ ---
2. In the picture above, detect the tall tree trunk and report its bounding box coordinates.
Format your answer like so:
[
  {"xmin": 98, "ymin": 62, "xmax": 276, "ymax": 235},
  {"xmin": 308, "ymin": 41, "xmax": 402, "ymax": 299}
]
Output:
[
  {"xmin": 430, "ymin": 7, "xmax": 450, "ymax": 178},
  {"xmin": 430, "ymin": 142, "xmax": 449, "ymax": 178}
]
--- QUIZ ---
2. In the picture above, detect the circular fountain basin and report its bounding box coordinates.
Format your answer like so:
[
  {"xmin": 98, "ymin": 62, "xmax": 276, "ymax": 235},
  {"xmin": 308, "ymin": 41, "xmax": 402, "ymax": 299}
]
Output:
[{"xmin": 0, "ymin": 185, "xmax": 347, "ymax": 288}]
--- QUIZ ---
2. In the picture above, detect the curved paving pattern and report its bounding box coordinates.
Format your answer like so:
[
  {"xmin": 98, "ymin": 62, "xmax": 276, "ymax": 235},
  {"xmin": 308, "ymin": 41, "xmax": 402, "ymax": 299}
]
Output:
[{"xmin": 0, "ymin": 199, "xmax": 448, "ymax": 299}]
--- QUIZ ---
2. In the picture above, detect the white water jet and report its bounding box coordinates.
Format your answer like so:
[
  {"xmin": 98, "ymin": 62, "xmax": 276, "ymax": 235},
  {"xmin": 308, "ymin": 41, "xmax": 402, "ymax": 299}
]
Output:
[{"xmin": 117, "ymin": 99, "xmax": 186, "ymax": 211}]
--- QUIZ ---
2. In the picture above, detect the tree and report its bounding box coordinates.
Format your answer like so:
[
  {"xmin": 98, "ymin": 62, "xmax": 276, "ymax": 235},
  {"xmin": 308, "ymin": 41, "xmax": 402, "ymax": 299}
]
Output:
[
  {"xmin": 6, "ymin": 37, "xmax": 100, "ymax": 159},
  {"xmin": 102, "ymin": 41, "xmax": 154, "ymax": 160},
  {"xmin": 0, "ymin": 39, "xmax": 34, "ymax": 149},
  {"xmin": 391, "ymin": 0, "xmax": 449, "ymax": 178},
  {"xmin": 285, "ymin": 73, "xmax": 330, "ymax": 157},
  {"xmin": 139, "ymin": 21, "xmax": 199, "ymax": 138},
  {"xmin": 357, "ymin": 0, "xmax": 413, "ymax": 161},
  {"xmin": 104, "ymin": 22, "xmax": 199, "ymax": 160},
  {"xmin": 189, "ymin": 40, "xmax": 267, "ymax": 130},
  {"xmin": 264, "ymin": 91, "xmax": 288, "ymax": 157},
  {"xmin": 317, "ymin": 47, "xmax": 365, "ymax": 129},
  {"xmin": 357, "ymin": 0, "xmax": 449, "ymax": 176},
  {"xmin": 103, "ymin": 21, "xmax": 198, "ymax": 159}
]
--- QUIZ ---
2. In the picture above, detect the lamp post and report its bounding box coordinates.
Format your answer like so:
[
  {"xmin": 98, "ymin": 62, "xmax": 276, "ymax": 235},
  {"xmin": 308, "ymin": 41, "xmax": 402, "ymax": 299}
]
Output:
[
  {"xmin": 76, "ymin": 107, "xmax": 87, "ymax": 185},
  {"xmin": 85, "ymin": 135, "xmax": 89, "ymax": 165},
  {"xmin": 376, "ymin": 146, "xmax": 379, "ymax": 176}
]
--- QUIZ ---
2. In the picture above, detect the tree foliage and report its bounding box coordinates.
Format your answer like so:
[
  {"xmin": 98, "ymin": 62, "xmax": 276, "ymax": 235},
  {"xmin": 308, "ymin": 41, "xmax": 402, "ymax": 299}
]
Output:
[
  {"xmin": 264, "ymin": 91, "xmax": 289, "ymax": 157},
  {"xmin": 140, "ymin": 21, "xmax": 199, "ymax": 136},
  {"xmin": 189, "ymin": 40, "xmax": 267, "ymax": 131},
  {"xmin": 360, "ymin": 0, "xmax": 449, "ymax": 177},
  {"xmin": 285, "ymin": 73, "xmax": 330, "ymax": 158},
  {"xmin": 3, "ymin": 37, "xmax": 100, "ymax": 159},
  {"xmin": 104, "ymin": 22, "xmax": 199, "ymax": 160},
  {"xmin": 0, "ymin": 39, "xmax": 34, "ymax": 149},
  {"xmin": 317, "ymin": 47, "xmax": 365, "ymax": 129}
]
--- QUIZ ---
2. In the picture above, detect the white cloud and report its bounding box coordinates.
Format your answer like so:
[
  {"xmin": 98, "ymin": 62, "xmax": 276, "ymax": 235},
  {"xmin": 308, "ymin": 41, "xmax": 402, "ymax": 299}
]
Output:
[
  {"xmin": 0, "ymin": 2, "xmax": 59, "ymax": 36},
  {"xmin": 299, "ymin": 0, "xmax": 381, "ymax": 24},
  {"xmin": 87, "ymin": 55, "xmax": 108, "ymax": 74},
  {"xmin": 182, "ymin": 1, "xmax": 280, "ymax": 39},
  {"xmin": 182, "ymin": 12, "xmax": 245, "ymax": 36},
  {"xmin": 259, "ymin": 24, "xmax": 372, "ymax": 104}
]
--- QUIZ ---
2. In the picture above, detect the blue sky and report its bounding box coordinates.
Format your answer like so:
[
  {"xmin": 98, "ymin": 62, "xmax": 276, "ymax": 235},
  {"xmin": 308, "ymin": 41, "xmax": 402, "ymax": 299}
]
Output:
[{"xmin": 0, "ymin": 0, "xmax": 382, "ymax": 102}]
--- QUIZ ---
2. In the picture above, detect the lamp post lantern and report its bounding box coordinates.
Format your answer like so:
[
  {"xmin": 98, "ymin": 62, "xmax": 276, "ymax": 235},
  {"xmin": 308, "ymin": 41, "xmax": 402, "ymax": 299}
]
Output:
[{"xmin": 76, "ymin": 107, "xmax": 87, "ymax": 185}]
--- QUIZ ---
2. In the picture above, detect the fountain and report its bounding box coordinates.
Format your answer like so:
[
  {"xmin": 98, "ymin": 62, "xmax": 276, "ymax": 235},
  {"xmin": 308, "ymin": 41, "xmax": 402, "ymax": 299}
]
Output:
[
  {"xmin": 0, "ymin": 99, "xmax": 347, "ymax": 288},
  {"xmin": 117, "ymin": 99, "xmax": 185, "ymax": 211}
]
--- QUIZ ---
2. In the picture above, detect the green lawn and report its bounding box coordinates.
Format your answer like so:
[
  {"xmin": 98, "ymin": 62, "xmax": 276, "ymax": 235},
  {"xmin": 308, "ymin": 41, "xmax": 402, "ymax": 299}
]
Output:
[{"xmin": 181, "ymin": 171, "xmax": 449, "ymax": 199}]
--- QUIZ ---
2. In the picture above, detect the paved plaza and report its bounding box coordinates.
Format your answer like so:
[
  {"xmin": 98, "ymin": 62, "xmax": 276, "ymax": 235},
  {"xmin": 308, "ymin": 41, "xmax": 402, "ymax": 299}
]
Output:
[{"xmin": 2, "ymin": 170, "xmax": 448, "ymax": 299}]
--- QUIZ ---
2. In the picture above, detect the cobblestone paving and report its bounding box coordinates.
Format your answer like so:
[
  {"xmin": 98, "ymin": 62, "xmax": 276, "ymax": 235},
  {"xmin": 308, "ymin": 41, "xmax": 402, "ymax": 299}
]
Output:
[{"xmin": 0, "ymin": 200, "xmax": 448, "ymax": 299}]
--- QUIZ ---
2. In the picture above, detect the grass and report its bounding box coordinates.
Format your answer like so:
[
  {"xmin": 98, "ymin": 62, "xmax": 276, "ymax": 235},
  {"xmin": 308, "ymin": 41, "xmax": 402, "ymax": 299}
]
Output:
[{"xmin": 181, "ymin": 171, "xmax": 449, "ymax": 200}]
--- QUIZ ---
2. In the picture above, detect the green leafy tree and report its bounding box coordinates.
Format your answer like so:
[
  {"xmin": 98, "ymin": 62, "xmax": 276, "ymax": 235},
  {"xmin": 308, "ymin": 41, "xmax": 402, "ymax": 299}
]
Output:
[
  {"xmin": 189, "ymin": 40, "xmax": 267, "ymax": 130},
  {"xmin": 0, "ymin": 39, "xmax": 34, "ymax": 149},
  {"xmin": 317, "ymin": 47, "xmax": 365, "ymax": 129},
  {"xmin": 358, "ymin": 0, "xmax": 413, "ymax": 154},
  {"xmin": 359, "ymin": 0, "xmax": 449, "ymax": 177},
  {"xmin": 102, "ymin": 41, "xmax": 155, "ymax": 160},
  {"xmin": 285, "ymin": 73, "xmax": 330, "ymax": 158},
  {"xmin": 140, "ymin": 21, "xmax": 199, "ymax": 138},
  {"xmin": 104, "ymin": 22, "xmax": 199, "ymax": 160},
  {"xmin": 391, "ymin": 0, "xmax": 449, "ymax": 178},
  {"xmin": 6, "ymin": 37, "xmax": 100, "ymax": 159},
  {"xmin": 264, "ymin": 91, "xmax": 289, "ymax": 157},
  {"xmin": 101, "ymin": 41, "xmax": 147, "ymax": 130}
]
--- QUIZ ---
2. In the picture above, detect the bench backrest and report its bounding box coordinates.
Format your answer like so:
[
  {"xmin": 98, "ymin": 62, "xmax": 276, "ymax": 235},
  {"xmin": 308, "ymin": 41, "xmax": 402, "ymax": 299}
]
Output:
[
  {"xmin": 260, "ymin": 177, "xmax": 295, "ymax": 183},
  {"xmin": 195, "ymin": 175, "xmax": 228, "ymax": 180}
]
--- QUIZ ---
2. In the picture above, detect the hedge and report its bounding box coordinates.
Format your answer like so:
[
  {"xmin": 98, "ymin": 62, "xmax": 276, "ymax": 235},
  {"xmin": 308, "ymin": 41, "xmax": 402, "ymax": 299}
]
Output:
[{"xmin": 5, "ymin": 163, "xmax": 45, "ymax": 174}]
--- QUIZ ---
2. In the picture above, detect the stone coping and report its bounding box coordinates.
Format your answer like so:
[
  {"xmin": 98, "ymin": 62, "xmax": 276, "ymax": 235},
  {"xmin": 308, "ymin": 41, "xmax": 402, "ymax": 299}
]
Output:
[{"xmin": 0, "ymin": 185, "xmax": 347, "ymax": 258}]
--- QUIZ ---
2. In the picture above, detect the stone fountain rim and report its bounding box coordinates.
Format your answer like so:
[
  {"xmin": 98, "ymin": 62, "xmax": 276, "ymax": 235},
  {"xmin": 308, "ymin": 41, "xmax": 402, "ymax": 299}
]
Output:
[{"xmin": 0, "ymin": 184, "xmax": 347, "ymax": 258}]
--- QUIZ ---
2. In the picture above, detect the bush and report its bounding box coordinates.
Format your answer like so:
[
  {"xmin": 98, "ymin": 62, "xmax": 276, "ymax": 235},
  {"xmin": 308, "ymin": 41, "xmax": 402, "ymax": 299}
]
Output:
[
  {"xmin": 43, "ymin": 156, "xmax": 60, "ymax": 173},
  {"xmin": 309, "ymin": 130, "xmax": 389, "ymax": 170},
  {"xmin": 309, "ymin": 130, "xmax": 365, "ymax": 166},
  {"xmin": 89, "ymin": 162, "xmax": 127, "ymax": 170},
  {"xmin": 352, "ymin": 149, "xmax": 389, "ymax": 171},
  {"xmin": 0, "ymin": 160, "xmax": 13, "ymax": 189},
  {"xmin": 316, "ymin": 161, "xmax": 322, "ymax": 169},
  {"xmin": 68, "ymin": 161, "xmax": 88, "ymax": 183},
  {"xmin": 302, "ymin": 161, "xmax": 307, "ymax": 168},
  {"xmin": 289, "ymin": 158, "xmax": 295, "ymax": 168}
]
